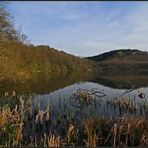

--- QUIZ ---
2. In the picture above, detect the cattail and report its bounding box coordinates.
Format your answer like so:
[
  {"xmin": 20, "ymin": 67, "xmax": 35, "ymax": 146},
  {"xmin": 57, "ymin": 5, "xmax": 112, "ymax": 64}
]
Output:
[
  {"xmin": 39, "ymin": 110, "xmax": 44, "ymax": 124},
  {"xmin": 19, "ymin": 97, "xmax": 24, "ymax": 122},
  {"xmin": 113, "ymin": 123, "xmax": 117, "ymax": 147},
  {"xmin": 4, "ymin": 92, "xmax": 9, "ymax": 97},
  {"xmin": 11, "ymin": 91, "xmax": 16, "ymax": 97},
  {"xmin": 119, "ymin": 99, "xmax": 123, "ymax": 107},
  {"xmin": 0, "ymin": 111, "xmax": 5, "ymax": 129},
  {"xmin": 35, "ymin": 114, "xmax": 39, "ymax": 124},
  {"xmin": 114, "ymin": 98, "xmax": 117, "ymax": 105},
  {"xmin": 67, "ymin": 123, "xmax": 74, "ymax": 144},
  {"xmin": 46, "ymin": 100, "xmax": 50, "ymax": 121},
  {"xmin": 44, "ymin": 133, "xmax": 47, "ymax": 147},
  {"xmin": 20, "ymin": 97, "xmax": 24, "ymax": 109},
  {"xmin": 134, "ymin": 104, "xmax": 138, "ymax": 111},
  {"xmin": 125, "ymin": 98, "xmax": 129, "ymax": 106},
  {"xmin": 125, "ymin": 123, "xmax": 131, "ymax": 146},
  {"xmin": 28, "ymin": 99, "xmax": 32, "ymax": 120}
]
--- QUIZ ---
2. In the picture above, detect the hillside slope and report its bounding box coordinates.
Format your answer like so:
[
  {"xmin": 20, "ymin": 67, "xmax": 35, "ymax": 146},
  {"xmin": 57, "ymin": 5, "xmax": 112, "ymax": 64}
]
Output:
[
  {"xmin": 0, "ymin": 41, "xmax": 94, "ymax": 83},
  {"xmin": 87, "ymin": 49, "xmax": 148, "ymax": 77},
  {"xmin": 87, "ymin": 49, "xmax": 148, "ymax": 63}
]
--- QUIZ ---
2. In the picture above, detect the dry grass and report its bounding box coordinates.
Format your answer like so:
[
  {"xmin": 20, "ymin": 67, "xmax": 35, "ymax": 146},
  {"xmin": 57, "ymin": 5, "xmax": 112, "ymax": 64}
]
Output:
[
  {"xmin": 0, "ymin": 96, "xmax": 24, "ymax": 147},
  {"xmin": 67, "ymin": 123, "xmax": 75, "ymax": 144},
  {"xmin": 82, "ymin": 116, "xmax": 148, "ymax": 147},
  {"xmin": 47, "ymin": 134, "xmax": 60, "ymax": 147},
  {"xmin": 1, "ymin": 93, "xmax": 148, "ymax": 147},
  {"xmin": 0, "ymin": 111, "xmax": 5, "ymax": 130},
  {"xmin": 83, "ymin": 117, "xmax": 98, "ymax": 147}
]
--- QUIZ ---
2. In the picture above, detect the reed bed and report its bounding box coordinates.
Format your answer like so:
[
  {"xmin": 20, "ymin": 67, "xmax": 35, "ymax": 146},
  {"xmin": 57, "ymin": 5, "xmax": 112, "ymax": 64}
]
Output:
[
  {"xmin": 83, "ymin": 116, "xmax": 148, "ymax": 146},
  {"xmin": 0, "ymin": 90, "xmax": 148, "ymax": 147}
]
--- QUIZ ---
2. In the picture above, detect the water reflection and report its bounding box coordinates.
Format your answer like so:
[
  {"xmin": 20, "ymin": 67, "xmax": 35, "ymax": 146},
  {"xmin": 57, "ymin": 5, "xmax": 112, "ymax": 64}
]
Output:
[
  {"xmin": 0, "ymin": 73, "xmax": 93, "ymax": 95},
  {"xmin": 1, "ymin": 71, "xmax": 148, "ymax": 120},
  {"xmin": 1, "ymin": 74, "xmax": 148, "ymax": 95},
  {"xmin": 90, "ymin": 76, "xmax": 148, "ymax": 89},
  {"xmin": 1, "ymin": 72, "xmax": 148, "ymax": 145},
  {"xmin": 33, "ymin": 82, "xmax": 148, "ymax": 118}
]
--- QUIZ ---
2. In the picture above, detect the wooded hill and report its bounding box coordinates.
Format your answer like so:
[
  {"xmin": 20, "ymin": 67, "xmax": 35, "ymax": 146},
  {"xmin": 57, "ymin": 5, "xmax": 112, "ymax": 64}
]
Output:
[
  {"xmin": 0, "ymin": 41, "xmax": 94, "ymax": 82},
  {"xmin": 0, "ymin": 3, "xmax": 94, "ymax": 83},
  {"xmin": 87, "ymin": 49, "xmax": 148, "ymax": 63},
  {"xmin": 87, "ymin": 49, "xmax": 148, "ymax": 82}
]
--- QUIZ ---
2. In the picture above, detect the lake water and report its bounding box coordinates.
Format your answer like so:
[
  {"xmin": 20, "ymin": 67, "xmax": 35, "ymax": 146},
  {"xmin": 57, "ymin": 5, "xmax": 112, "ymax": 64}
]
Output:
[
  {"xmin": 1, "ymin": 74, "xmax": 148, "ymax": 119},
  {"xmin": 1, "ymin": 73, "xmax": 148, "ymax": 144},
  {"xmin": 33, "ymin": 80, "xmax": 148, "ymax": 120}
]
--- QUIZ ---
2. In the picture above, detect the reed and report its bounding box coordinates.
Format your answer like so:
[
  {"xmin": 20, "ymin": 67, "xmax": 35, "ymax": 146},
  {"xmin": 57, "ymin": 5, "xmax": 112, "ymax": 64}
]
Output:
[
  {"xmin": 67, "ymin": 123, "xmax": 75, "ymax": 144},
  {"xmin": 0, "ymin": 111, "xmax": 5, "ymax": 130},
  {"xmin": 47, "ymin": 134, "xmax": 60, "ymax": 147},
  {"xmin": 1, "ymin": 91, "xmax": 148, "ymax": 147}
]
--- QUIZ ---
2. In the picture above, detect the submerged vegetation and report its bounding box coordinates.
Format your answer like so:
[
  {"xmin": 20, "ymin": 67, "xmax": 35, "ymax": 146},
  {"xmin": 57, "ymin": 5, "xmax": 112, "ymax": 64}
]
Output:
[{"xmin": 0, "ymin": 89, "xmax": 148, "ymax": 147}]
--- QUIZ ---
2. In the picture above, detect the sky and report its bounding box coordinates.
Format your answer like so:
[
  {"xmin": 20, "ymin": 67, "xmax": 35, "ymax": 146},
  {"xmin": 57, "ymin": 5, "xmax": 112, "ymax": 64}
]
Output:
[{"xmin": 8, "ymin": 2, "xmax": 148, "ymax": 57}]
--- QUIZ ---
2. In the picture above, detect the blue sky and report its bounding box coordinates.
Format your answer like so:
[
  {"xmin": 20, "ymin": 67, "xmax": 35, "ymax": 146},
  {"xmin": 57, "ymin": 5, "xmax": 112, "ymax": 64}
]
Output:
[{"xmin": 8, "ymin": 2, "xmax": 148, "ymax": 57}]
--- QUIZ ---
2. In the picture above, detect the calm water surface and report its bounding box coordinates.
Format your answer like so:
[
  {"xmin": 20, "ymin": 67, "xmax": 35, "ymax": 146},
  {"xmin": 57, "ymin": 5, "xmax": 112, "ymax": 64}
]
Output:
[
  {"xmin": 33, "ymin": 81, "xmax": 148, "ymax": 119},
  {"xmin": 1, "ymin": 75, "xmax": 148, "ymax": 119}
]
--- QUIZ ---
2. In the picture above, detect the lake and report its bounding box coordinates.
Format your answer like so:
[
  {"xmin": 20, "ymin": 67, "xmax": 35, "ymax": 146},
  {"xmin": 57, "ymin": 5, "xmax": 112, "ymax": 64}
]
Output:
[
  {"xmin": 1, "ymin": 73, "xmax": 148, "ymax": 119},
  {"xmin": 1, "ymin": 73, "xmax": 148, "ymax": 146}
]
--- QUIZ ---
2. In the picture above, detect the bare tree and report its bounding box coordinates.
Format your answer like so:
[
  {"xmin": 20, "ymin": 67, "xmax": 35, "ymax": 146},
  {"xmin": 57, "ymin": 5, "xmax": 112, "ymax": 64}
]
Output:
[{"xmin": 0, "ymin": 2, "xmax": 29, "ymax": 43}]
